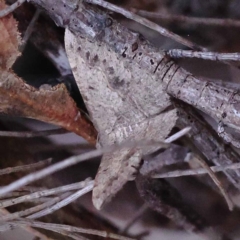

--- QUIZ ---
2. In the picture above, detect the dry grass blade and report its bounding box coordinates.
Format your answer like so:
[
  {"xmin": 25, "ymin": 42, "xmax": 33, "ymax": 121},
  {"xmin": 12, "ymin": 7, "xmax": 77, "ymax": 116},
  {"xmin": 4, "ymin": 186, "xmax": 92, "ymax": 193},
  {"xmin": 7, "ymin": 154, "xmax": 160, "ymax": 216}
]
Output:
[
  {"xmin": 0, "ymin": 128, "xmax": 189, "ymax": 197},
  {"xmin": 0, "ymin": 210, "xmax": 49, "ymax": 240},
  {"xmin": 164, "ymin": 127, "xmax": 191, "ymax": 143},
  {"xmin": 0, "ymin": 0, "xmax": 26, "ymax": 18},
  {"xmin": 0, "ymin": 158, "xmax": 52, "ymax": 176},
  {"xmin": 18, "ymin": 186, "xmax": 46, "ymax": 192},
  {"xmin": 85, "ymin": 0, "xmax": 205, "ymax": 50},
  {"xmin": 152, "ymin": 156, "xmax": 234, "ymax": 210},
  {"xmin": 0, "ymin": 128, "xmax": 68, "ymax": 138},
  {"xmin": 0, "ymin": 179, "xmax": 92, "ymax": 208},
  {"xmin": 0, "ymin": 192, "xmax": 28, "ymax": 199},
  {"xmin": 2, "ymin": 219, "xmax": 135, "ymax": 240},
  {"xmin": 133, "ymin": 9, "xmax": 240, "ymax": 28},
  {"xmin": 0, "ymin": 194, "xmax": 67, "ymax": 222},
  {"xmin": 22, "ymin": 197, "xmax": 57, "ymax": 204},
  {"xmin": 152, "ymin": 162, "xmax": 240, "ymax": 178},
  {"xmin": 28, "ymin": 182, "xmax": 94, "ymax": 219},
  {"xmin": 0, "ymin": 150, "xmax": 102, "ymax": 197}
]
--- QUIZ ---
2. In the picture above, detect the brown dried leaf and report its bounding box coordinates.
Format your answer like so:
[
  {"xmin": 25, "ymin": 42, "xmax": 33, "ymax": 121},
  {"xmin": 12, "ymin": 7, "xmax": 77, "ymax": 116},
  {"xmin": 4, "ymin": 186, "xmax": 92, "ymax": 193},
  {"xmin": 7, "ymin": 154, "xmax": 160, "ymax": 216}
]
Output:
[
  {"xmin": 0, "ymin": 2, "xmax": 96, "ymax": 144},
  {"xmin": 0, "ymin": 70, "xmax": 97, "ymax": 144},
  {"xmin": 0, "ymin": 0, "xmax": 21, "ymax": 70}
]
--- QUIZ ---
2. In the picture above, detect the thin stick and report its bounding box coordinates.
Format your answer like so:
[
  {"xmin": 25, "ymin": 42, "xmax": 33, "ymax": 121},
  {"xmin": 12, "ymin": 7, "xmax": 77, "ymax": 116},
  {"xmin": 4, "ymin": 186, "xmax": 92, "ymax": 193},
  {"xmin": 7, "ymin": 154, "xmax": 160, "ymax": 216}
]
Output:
[
  {"xmin": 85, "ymin": 0, "xmax": 205, "ymax": 50},
  {"xmin": 0, "ymin": 193, "xmax": 53, "ymax": 201},
  {"xmin": 28, "ymin": 182, "xmax": 94, "ymax": 219},
  {"xmin": 166, "ymin": 49, "xmax": 240, "ymax": 62},
  {"xmin": 0, "ymin": 210, "xmax": 49, "ymax": 239},
  {"xmin": 0, "ymin": 151, "xmax": 102, "ymax": 197},
  {"xmin": 2, "ymin": 219, "xmax": 135, "ymax": 240},
  {"xmin": 0, "ymin": 192, "xmax": 26, "ymax": 199},
  {"xmin": 0, "ymin": 179, "xmax": 92, "ymax": 208},
  {"xmin": 0, "ymin": 128, "xmax": 68, "ymax": 138},
  {"xmin": 0, "ymin": 128, "xmax": 189, "ymax": 197},
  {"xmin": 19, "ymin": 9, "xmax": 41, "ymax": 52},
  {"xmin": 152, "ymin": 162, "xmax": 240, "ymax": 178},
  {"xmin": 133, "ymin": 9, "xmax": 240, "ymax": 28},
  {"xmin": 17, "ymin": 186, "xmax": 47, "ymax": 193},
  {"xmin": 164, "ymin": 127, "xmax": 191, "ymax": 143},
  {"xmin": 0, "ymin": 158, "xmax": 52, "ymax": 176},
  {"xmin": 0, "ymin": 218, "xmax": 91, "ymax": 240},
  {"xmin": 21, "ymin": 197, "xmax": 57, "ymax": 204},
  {"xmin": 0, "ymin": 195, "xmax": 67, "ymax": 222},
  {"xmin": 0, "ymin": 0, "xmax": 26, "ymax": 18}
]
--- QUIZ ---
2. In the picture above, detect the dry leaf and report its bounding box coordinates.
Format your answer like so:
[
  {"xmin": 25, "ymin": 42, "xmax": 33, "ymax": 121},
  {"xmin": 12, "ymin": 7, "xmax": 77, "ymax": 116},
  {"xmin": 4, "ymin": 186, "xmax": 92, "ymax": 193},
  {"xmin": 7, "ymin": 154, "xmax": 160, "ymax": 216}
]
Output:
[
  {"xmin": 0, "ymin": 1, "xmax": 96, "ymax": 144},
  {"xmin": 0, "ymin": 0, "xmax": 21, "ymax": 70},
  {"xmin": 65, "ymin": 29, "xmax": 178, "ymax": 209},
  {"xmin": 0, "ymin": 70, "xmax": 97, "ymax": 144}
]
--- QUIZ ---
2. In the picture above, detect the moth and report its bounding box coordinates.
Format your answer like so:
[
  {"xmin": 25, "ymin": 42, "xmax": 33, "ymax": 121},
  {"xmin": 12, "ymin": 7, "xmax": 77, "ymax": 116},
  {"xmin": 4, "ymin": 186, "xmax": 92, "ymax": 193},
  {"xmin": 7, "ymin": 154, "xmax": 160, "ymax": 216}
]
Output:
[
  {"xmin": 65, "ymin": 28, "xmax": 178, "ymax": 210},
  {"xmin": 29, "ymin": 0, "xmax": 240, "ymax": 209}
]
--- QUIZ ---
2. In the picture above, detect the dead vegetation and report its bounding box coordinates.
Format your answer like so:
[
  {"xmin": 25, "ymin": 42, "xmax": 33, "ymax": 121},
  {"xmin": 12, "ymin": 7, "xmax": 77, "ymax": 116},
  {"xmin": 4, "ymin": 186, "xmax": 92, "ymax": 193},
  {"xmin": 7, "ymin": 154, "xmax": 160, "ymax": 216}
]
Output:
[{"xmin": 1, "ymin": 0, "xmax": 240, "ymax": 239}]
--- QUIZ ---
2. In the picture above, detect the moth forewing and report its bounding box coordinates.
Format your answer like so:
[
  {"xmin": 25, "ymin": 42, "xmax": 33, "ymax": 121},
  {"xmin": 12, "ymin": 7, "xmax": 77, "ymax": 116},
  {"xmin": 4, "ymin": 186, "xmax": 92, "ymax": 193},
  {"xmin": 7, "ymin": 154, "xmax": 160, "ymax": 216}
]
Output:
[
  {"xmin": 92, "ymin": 109, "xmax": 178, "ymax": 209},
  {"xmin": 65, "ymin": 28, "xmax": 178, "ymax": 209}
]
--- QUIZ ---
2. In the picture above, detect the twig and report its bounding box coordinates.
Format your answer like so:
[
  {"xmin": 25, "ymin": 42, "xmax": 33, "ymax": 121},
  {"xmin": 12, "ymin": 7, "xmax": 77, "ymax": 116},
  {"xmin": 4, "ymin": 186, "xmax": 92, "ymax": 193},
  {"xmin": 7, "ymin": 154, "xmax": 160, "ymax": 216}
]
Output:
[
  {"xmin": 164, "ymin": 127, "xmax": 191, "ymax": 143},
  {"xmin": 0, "ymin": 158, "xmax": 52, "ymax": 176},
  {"xmin": 18, "ymin": 186, "xmax": 46, "ymax": 192},
  {"xmin": 0, "ymin": 179, "xmax": 92, "ymax": 208},
  {"xmin": 0, "ymin": 128, "xmax": 68, "ymax": 138},
  {"xmin": 0, "ymin": 128, "xmax": 189, "ymax": 197},
  {"xmin": 19, "ymin": 9, "xmax": 41, "ymax": 52},
  {"xmin": 166, "ymin": 49, "xmax": 240, "ymax": 62},
  {"xmin": 1, "ymin": 219, "xmax": 135, "ymax": 240},
  {"xmin": 0, "ymin": 151, "xmax": 102, "ymax": 197},
  {"xmin": 133, "ymin": 9, "xmax": 240, "ymax": 28},
  {"xmin": 22, "ymin": 197, "xmax": 56, "ymax": 204},
  {"xmin": 194, "ymin": 156, "xmax": 233, "ymax": 211},
  {"xmin": 0, "ymin": 196, "xmax": 49, "ymax": 206},
  {"xmin": 85, "ymin": 0, "xmax": 205, "ymax": 50},
  {"xmin": 0, "ymin": 195, "xmax": 67, "ymax": 222},
  {"xmin": 0, "ymin": 192, "xmax": 27, "ymax": 199},
  {"xmin": 0, "ymin": 0, "xmax": 26, "ymax": 18},
  {"xmin": 152, "ymin": 162, "xmax": 240, "ymax": 178},
  {"xmin": 28, "ymin": 182, "xmax": 94, "ymax": 219}
]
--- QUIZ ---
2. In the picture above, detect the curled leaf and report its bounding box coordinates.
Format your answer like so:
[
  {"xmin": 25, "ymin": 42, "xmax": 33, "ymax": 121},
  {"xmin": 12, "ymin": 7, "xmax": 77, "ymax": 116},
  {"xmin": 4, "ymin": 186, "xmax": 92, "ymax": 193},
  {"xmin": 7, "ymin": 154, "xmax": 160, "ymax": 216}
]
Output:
[{"xmin": 0, "ymin": 70, "xmax": 97, "ymax": 144}]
